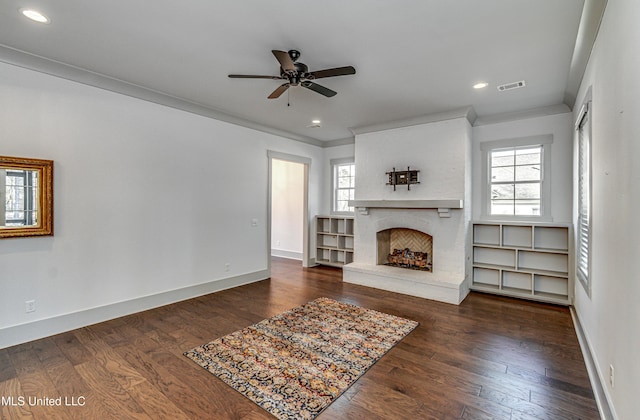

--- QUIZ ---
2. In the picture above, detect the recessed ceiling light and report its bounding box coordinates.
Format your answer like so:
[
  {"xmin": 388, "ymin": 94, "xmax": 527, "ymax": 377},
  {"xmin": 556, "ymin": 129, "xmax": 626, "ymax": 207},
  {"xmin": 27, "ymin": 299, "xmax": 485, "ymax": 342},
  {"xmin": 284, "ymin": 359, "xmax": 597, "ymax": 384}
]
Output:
[
  {"xmin": 311, "ymin": 119, "xmax": 321, "ymax": 125},
  {"xmin": 473, "ymin": 82, "xmax": 489, "ymax": 89},
  {"xmin": 19, "ymin": 8, "xmax": 50, "ymax": 24}
]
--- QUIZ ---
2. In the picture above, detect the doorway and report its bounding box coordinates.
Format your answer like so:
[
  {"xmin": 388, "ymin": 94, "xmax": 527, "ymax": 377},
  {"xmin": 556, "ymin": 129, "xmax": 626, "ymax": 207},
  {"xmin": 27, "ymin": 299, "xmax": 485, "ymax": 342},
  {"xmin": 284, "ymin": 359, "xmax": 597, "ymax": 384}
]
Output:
[{"xmin": 267, "ymin": 151, "xmax": 311, "ymax": 271}]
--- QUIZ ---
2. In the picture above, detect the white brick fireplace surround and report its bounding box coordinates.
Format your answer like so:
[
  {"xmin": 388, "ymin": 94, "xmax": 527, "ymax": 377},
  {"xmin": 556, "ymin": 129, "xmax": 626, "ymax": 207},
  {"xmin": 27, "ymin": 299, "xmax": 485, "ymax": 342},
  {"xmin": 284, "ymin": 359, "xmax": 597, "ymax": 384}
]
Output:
[
  {"xmin": 343, "ymin": 202, "xmax": 469, "ymax": 304},
  {"xmin": 342, "ymin": 113, "xmax": 473, "ymax": 305}
]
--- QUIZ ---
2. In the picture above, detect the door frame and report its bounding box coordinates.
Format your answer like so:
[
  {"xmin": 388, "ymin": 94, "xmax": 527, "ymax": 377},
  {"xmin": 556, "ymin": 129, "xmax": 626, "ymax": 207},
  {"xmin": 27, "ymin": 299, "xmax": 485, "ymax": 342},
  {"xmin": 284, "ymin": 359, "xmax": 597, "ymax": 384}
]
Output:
[{"xmin": 267, "ymin": 151, "xmax": 312, "ymax": 272}]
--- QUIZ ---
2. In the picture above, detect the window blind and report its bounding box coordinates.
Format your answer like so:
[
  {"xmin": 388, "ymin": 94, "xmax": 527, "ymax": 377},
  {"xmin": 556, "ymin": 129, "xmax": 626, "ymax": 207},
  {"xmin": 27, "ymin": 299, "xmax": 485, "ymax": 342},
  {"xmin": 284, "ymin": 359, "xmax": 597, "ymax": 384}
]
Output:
[{"xmin": 577, "ymin": 104, "xmax": 591, "ymax": 292}]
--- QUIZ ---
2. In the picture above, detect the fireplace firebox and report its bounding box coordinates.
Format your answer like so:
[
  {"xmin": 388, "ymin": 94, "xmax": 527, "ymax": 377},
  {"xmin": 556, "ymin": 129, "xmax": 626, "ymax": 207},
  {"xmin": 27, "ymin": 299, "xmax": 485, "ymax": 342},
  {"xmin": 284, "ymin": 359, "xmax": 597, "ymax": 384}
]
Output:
[{"xmin": 376, "ymin": 228, "xmax": 433, "ymax": 271}]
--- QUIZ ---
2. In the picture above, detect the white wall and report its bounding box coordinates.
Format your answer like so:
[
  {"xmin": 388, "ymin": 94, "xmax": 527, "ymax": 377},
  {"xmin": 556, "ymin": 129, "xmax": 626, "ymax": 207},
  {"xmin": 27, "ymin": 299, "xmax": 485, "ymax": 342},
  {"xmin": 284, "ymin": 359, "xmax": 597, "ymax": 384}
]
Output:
[
  {"xmin": 0, "ymin": 62, "xmax": 324, "ymax": 348},
  {"xmin": 472, "ymin": 112, "xmax": 574, "ymax": 223},
  {"xmin": 355, "ymin": 118, "xmax": 471, "ymax": 202},
  {"xmin": 572, "ymin": 0, "xmax": 640, "ymax": 418},
  {"xmin": 271, "ymin": 159, "xmax": 304, "ymax": 259}
]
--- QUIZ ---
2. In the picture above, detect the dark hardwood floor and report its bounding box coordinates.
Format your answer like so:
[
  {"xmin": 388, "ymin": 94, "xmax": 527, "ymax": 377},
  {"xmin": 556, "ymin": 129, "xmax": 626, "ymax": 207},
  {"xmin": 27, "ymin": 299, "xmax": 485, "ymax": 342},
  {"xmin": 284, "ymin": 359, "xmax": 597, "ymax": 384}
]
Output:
[{"xmin": 0, "ymin": 257, "xmax": 599, "ymax": 419}]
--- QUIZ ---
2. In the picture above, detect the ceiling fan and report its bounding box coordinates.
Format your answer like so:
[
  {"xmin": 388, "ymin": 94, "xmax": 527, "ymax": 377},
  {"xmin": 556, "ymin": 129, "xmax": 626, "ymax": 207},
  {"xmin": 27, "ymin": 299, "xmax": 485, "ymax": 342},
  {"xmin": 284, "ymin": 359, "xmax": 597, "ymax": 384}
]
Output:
[{"xmin": 229, "ymin": 49, "xmax": 356, "ymax": 99}]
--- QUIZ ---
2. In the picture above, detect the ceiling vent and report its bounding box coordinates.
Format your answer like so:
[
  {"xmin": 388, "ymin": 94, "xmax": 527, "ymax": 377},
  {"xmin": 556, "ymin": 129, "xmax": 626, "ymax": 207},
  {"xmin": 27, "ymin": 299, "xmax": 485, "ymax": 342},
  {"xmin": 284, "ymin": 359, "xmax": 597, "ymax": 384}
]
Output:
[{"xmin": 497, "ymin": 80, "xmax": 526, "ymax": 91}]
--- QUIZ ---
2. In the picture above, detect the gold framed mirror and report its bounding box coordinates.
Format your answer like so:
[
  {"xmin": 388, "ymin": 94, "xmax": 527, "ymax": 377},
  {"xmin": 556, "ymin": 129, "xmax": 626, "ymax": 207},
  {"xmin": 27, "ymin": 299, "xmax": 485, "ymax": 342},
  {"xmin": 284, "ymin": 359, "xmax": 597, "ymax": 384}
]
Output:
[{"xmin": 0, "ymin": 156, "xmax": 53, "ymax": 238}]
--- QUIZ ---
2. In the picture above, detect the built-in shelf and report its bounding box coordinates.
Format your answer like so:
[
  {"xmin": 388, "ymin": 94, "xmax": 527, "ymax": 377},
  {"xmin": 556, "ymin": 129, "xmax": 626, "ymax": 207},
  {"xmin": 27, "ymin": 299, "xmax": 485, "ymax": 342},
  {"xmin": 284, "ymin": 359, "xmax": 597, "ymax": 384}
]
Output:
[
  {"xmin": 471, "ymin": 222, "xmax": 572, "ymax": 305},
  {"xmin": 315, "ymin": 216, "xmax": 354, "ymax": 268}
]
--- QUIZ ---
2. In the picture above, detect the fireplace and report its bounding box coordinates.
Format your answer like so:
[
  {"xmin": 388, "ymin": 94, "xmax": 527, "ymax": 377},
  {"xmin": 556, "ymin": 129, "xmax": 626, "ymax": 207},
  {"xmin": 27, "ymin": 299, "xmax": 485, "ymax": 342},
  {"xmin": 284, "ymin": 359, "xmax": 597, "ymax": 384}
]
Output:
[
  {"xmin": 342, "ymin": 204, "xmax": 470, "ymax": 305},
  {"xmin": 377, "ymin": 228, "xmax": 433, "ymax": 271},
  {"xmin": 341, "ymin": 114, "xmax": 472, "ymax": 304}
]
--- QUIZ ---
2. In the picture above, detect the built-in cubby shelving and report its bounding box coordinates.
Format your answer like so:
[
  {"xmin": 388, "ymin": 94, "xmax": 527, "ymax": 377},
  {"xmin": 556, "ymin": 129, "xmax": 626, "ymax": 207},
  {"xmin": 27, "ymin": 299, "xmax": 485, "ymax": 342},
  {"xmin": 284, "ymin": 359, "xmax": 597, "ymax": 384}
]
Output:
[
  {"xmin": 471, "ymin": 222, "xmax": 572, "ymax": 305},
  {"xmin": 315, "ymin": 216, "xmax": 354, "ymax": 268}
]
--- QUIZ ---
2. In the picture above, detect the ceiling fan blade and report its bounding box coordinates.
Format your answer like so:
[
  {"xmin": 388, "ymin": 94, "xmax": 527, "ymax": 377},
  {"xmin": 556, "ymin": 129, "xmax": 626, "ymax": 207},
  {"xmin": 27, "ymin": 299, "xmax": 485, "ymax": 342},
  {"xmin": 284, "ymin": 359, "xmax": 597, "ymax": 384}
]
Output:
[
  {"xmin": 307, "ymin": 66, "xmax": 356, "ymax": 80},
  {"xmin": 301, "ymin": 81, "xmax": 337, "ymax": 97},
  {"xmin": 268, "ymin": 83, "xmax": 290, "ymax": 99},
  {"xmin": 228, "ymin": 74, "xmax": 282, "ymax": 79},
  {"xmin": 272, "ymin": 50, "xmax": 295, "ymax": 72}
]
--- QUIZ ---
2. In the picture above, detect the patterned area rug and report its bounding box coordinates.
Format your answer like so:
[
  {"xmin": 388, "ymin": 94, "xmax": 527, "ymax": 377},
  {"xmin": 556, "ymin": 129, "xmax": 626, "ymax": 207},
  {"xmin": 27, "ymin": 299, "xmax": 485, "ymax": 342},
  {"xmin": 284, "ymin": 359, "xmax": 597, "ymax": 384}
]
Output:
[{"xmin": 184, "ymin": 297, "xmax": 418, "ymax": 419}]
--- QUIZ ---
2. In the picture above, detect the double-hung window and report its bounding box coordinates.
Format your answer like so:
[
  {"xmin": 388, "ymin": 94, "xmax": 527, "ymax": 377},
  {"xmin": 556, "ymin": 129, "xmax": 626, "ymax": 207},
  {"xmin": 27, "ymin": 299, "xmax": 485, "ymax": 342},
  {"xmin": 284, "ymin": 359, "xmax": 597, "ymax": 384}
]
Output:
[
  {"xmin": 489, "ymin": 146, "xmax": 543, "ymax": 216},
  {"xmin": 331, "ymin": 159, "xmax": 355, "ymax": 214},
  {"xmin": 481, "ymin": 135, "xmax": 552, "ymax": 220}
]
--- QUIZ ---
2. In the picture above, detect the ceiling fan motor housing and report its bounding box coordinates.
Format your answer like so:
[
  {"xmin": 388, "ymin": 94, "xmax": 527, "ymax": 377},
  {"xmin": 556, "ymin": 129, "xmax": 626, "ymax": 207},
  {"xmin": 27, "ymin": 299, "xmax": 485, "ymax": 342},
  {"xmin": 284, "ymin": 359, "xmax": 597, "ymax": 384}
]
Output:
[{"xmin": 281, "ymin": 62, "xmax": 309, "ymax": 85}]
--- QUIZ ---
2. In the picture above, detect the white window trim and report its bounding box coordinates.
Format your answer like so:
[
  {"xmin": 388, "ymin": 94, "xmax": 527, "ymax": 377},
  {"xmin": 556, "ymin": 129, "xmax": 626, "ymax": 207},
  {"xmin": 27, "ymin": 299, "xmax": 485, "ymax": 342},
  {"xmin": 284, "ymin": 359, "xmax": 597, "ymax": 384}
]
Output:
[
  {"xmin": 480, "ymin": 134, "xmax": 553, "ymax": 222},
  {"xmin": 330, "ymin": 157, "xmax": 355, "ymax": 215},
  {"xmin": 575, "ymin": 98, "xmax": 592, "ymax": 296}
]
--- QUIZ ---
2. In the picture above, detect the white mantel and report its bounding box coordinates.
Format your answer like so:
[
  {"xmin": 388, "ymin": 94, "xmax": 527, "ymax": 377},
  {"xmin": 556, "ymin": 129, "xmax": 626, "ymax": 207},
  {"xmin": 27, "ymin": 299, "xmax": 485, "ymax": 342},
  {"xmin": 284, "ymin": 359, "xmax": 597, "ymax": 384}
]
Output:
[{"xmin": 349, "ymin": 199, "xmax": 463, "ymax": 217}]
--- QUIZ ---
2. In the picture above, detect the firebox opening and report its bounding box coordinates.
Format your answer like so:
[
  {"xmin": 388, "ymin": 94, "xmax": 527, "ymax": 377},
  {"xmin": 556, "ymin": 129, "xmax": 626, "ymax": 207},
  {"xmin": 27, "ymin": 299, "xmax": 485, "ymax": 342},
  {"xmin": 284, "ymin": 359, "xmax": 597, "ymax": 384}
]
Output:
[{"xmin": 377, "ymin": 228, "xmax": 433, "ymax": 271}]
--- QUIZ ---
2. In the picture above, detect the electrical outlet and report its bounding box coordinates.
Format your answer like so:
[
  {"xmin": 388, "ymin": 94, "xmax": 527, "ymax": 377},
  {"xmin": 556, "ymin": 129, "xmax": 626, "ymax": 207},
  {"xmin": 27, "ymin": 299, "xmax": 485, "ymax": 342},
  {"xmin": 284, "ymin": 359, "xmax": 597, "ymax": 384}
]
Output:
[
  {"xmin": 224, "ymin": 263, "xmax": 230, "ymax": 272},
  {"xmin": 25, "ymin": 300, "xmax": 36, "ymax": 313},
  {"xmin": 609, "ymin": 364, "xmax": 615, "ymax": 388}
]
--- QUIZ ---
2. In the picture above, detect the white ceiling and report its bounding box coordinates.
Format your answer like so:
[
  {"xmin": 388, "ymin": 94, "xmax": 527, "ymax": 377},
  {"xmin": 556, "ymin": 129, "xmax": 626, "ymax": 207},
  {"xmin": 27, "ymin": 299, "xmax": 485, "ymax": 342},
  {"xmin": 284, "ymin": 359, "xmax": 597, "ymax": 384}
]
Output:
[{"xmin": 0, "ymin": 0, "xmax": 588, "ymax": 143}]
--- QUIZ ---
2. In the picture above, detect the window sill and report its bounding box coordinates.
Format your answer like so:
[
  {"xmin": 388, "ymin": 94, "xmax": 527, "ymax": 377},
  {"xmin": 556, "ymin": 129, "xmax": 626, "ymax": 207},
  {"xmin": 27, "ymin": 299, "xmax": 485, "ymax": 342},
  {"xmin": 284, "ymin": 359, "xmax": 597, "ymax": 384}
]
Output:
[{"xmin": 480, "ymin": 214, "xmax": 553, "ymax": 223}]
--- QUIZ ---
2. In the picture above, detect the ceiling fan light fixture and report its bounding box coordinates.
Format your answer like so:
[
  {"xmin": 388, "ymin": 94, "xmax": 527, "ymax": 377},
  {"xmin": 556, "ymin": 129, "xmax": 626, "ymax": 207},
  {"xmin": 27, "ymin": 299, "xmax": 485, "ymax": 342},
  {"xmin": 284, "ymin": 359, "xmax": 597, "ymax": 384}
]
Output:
[
  {"xmin": 311, "ymin": 119, "xmax": 321, "ymax": 125},
  {"xmin": 473, "ymin": 82, "xmax": 489, "ymax": 89},
  {"xmin": 19, "ymin": 8, "xmax": 50, "ymax": 24}
]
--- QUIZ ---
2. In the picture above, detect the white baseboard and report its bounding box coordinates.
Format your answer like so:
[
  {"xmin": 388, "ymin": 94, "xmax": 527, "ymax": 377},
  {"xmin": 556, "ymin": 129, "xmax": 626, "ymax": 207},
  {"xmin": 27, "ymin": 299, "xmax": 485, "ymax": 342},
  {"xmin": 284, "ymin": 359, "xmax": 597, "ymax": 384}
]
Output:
[
  {"xmin": 570, "ymin": 306, "xmax": 616, "ymax": 419},
  {"xmin": 271, "ymin": 249, "xmax": 303, "ymax": 260},
  {"xmin": 0, "ymin": 270, "xmax": 269, "ymax": 349}
]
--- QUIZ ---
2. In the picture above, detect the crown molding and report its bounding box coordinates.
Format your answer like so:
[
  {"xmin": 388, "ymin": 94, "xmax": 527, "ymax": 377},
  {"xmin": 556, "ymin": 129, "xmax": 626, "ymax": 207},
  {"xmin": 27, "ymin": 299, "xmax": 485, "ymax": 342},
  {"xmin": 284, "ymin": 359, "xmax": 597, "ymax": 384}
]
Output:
[
  {"xmin": 0, "ymin": 45, "xmax": 325, "ymax": 148},
  {"xmin": 564, "ymin": 0, "xmax": 608, "ymax": 108},
  {"xmin": 350, "ymin": 106, "xmax": 476, "ymax": 136},
  {"xmin": 321, "ymin": 137, "xmax": 355, "ymax": 148},
  {"xmin": 473, "ymin": 104, "xmax": 571, "ymax": 126}
]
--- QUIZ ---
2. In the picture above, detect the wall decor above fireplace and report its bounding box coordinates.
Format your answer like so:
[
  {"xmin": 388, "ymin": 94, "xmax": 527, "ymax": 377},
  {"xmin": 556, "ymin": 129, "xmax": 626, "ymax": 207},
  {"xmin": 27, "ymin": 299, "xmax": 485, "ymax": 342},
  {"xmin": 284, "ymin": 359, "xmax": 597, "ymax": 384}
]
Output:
[{"xmin": 386, "ymin": 167, "xmax": 419, "ymax": 191}]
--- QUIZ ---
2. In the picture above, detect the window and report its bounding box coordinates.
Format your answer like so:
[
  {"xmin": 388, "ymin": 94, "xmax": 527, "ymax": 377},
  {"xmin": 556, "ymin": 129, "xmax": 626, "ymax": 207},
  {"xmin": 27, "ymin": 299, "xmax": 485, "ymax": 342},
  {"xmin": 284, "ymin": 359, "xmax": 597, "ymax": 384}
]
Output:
[
  {"xmin": 576, "ymin": 101, "xmax": 592, "ymax": 294},
  {"xmin": 332, "ymin": 159, "xmax": 355, "ymax": 213},
  {"xmin": 480, "ymin": 134, "xmax": 552, "ymax": 221},
  {"xmin": 489, "ymin": 146, "xmax": 543, "ymax": 216}
]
